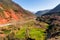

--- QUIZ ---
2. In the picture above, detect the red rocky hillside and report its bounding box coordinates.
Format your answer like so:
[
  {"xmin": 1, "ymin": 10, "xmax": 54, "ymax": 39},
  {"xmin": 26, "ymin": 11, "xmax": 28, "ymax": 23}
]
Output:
[{"xmin": 0, "ymin": 0, "xmax": 35, "ymax": 24}]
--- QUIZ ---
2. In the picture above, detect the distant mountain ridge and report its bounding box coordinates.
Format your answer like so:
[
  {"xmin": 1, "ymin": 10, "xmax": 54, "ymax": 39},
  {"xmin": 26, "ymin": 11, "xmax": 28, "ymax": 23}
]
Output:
[
  {"xmin": 35, "ymin": 10, "xmax": 50, "ymax": 16},
  {"xmin": 36, "ymin": 4, "xmax": 60, "ymax": 16},
  {"xmin": 43, "ymin": 4, "xmax": 60, "ymax": 15}
]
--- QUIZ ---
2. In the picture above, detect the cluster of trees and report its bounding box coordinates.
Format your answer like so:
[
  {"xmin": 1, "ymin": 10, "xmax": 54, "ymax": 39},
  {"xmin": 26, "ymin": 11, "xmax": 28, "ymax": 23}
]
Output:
[{"xmin": 36, "ymin": 14, "xmax": 60, "ymax": 40}]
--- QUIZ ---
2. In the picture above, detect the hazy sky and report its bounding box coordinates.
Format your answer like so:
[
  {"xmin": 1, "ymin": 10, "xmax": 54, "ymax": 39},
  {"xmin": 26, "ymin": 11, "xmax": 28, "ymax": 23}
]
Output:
[{"xmin": 13, "ymin": 0, "xmax": 60, "ymax": 12}]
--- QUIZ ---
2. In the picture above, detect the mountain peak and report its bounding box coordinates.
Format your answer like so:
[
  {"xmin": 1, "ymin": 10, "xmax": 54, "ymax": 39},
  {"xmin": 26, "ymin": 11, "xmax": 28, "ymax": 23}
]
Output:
[
  {"xmin": 57, "ymin": 4, "xmax": 60, "ymax": 6},
  {"xmin": 50, "ymin": 4, "xmax": 60, "ymax": 13}
]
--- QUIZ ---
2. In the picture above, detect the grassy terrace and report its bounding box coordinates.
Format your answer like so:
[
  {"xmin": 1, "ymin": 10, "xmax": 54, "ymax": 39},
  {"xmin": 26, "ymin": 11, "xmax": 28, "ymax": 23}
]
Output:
[{"xmin": 15, "ymin": 21, "xmax": 49, "ymax": 40}]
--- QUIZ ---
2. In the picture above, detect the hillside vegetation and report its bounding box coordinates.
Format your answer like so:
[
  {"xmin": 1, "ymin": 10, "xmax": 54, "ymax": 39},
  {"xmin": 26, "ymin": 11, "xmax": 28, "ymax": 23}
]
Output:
[
  {"xmin": 0, "ymin": 20, "xmax": 49, "ymax": 40},
  {"xmin": 36, "ymin": 14, "xmax": 60, "ymax": 40}
]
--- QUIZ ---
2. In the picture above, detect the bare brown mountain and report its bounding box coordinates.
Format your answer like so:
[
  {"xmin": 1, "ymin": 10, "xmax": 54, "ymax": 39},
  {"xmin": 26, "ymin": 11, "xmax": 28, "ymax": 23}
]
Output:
[{"xmin": 0, "ymin": 0, "xmax": 35, "ymax": 24}]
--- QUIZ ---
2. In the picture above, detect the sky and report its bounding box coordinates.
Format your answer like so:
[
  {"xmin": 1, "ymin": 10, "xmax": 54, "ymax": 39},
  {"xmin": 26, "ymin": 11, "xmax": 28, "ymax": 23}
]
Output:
[{"xmin": 12, "ymin": 0, "xmax": 60, "ymax": 12}]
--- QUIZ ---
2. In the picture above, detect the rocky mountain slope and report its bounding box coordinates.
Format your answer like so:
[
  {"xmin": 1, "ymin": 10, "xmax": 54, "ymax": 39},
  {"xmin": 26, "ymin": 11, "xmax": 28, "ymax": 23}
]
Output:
[{"xmin": 0, "ymin": 0, "xmax": 35, "ymax": 24}]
